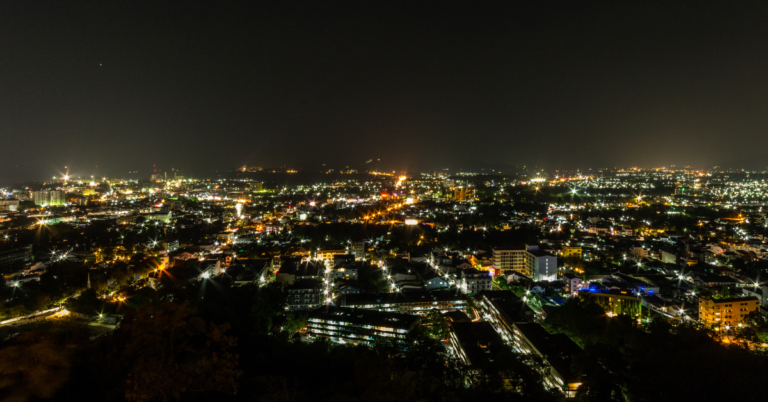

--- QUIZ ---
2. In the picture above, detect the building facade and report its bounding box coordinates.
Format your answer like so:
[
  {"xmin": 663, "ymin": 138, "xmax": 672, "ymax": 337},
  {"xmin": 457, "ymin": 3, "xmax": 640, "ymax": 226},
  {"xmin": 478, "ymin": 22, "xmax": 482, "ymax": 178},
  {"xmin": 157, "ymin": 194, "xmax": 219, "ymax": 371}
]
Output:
[
  {"xmin": 561, "ymin": 246, "xmax": 582, "ymax": 259},
  {"xmin": 285, "ymin": 279, "xmax": 323, "ymax": 310},
  {"xmin": 579, "ymin": 289, "xmax": 642, "ymax": 316},
  {"xmin": 698, "ymin": 295, "xmax": 760, "ymax": 327},
  {"xmin": 317, "ymin": 249, "xmax": 346, "ymax": 261},
  {"xmin": 342, "ymin": 291, "xmax": 467, "ymax": 315},
  {"xmin": 307, "ymin": 306, "xmax": 419, "ymax": 346},
  {"xmin": 493, "ymin": 245, "xmax": 558, "ymax": 282},
  {"xmin": 0, "ymin": 244, "xmax": 34, "ymax": 267},
  {"xmin": 32, "ymin": 191, "xmax": 65, "ymax": 207},
  {"xmin": 461, "ymin": 268, "xmax": 492, "ymax": 294}
]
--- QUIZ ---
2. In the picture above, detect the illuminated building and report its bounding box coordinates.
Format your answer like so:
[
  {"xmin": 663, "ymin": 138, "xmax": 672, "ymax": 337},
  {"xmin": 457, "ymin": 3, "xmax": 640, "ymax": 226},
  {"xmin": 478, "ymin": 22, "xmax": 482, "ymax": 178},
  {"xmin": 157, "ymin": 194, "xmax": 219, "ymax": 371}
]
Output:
[
  {"xmin": 453, "ymin": 186, "xmax": 475, "ymax": 201},
  {"xmin": 49, "ymin": 190, "xmax": 65, "ymax": 206},
  {"xmin": 561, "ymin": 246, "xmax": 582, "ymax": 259},
  {"xmin": 0, "ymin": 200, "xmax": 19, "ymax": 212},
  {"xmin": 461, "ymin": 268, "xmax": 492, "ymax": 294},
  {"xmin": 330, "ymin": 266, "xmax": 358, "ymax": 280},
  {"xmin": 317, "ymin": 249, "xmax": 345, "ymax": 261},
  {"xmin": 351, "ymin": 241, "xmax": 365, "ymax": 260},
  {"xmin": 32, "ymin": 191, "xmax": 47, "ymax": 206},
  {"xmin": 142, "ymin": 211, "xmax": 172, "ymax": 224},
  {"xmin": 698, "ymin": 295, "xmax": 759, "ymax": 327},
  {"xmin": 308, "ymin": 306, "xmax": 419, "ymax": 346},
  {"xmin": 285, "ymin": 279, "xmax": 323, "ymax": 311},
  {"xmin": 342, "ymin": 290, "xmax": 467, "ymax": 315},
  {"xmin": 579, "ymin": 289, "xmax": 642, "ymax": 316},
  {"xmin": 31, "ymin": 190, "xmax": 65, "ymax": 207},
  {"xmin": 493, "ymin": 245, "xmax": 557, "ymax": 282}
]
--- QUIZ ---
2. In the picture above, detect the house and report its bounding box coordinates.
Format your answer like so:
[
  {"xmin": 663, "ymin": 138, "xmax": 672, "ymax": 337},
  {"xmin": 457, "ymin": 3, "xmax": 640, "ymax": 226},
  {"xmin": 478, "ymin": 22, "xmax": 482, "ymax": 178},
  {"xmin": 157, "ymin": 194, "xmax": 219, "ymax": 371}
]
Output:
[
  {"xmin": 336, "ymin": 282, "xmax": 361, "ymax": 295},
  {"xmin": 504, "ymin": 270, "xmax": 530, "ymax": 283},
  {"xmin": 330, "ymin": 266, "xmax": 358, "ymax": 281},
  {"xmin": 563, "ymin": 273, "xmax": 581, "ymax": 296},
  {"xmin": 421, "ymin": 271, "xmax": 450, "ymax": 290},
  {"xmin": 333, "ymin": 254, "xmax": 356, "ymax": 268}
]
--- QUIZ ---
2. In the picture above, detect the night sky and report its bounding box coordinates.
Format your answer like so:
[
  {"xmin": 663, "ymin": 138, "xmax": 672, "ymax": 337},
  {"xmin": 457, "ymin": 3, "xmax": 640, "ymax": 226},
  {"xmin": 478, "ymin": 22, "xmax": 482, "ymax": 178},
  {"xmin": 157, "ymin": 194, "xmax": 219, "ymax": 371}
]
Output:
[{"xmin": 2, "ymin": 1, "xmax": 768, "ymax": 182}]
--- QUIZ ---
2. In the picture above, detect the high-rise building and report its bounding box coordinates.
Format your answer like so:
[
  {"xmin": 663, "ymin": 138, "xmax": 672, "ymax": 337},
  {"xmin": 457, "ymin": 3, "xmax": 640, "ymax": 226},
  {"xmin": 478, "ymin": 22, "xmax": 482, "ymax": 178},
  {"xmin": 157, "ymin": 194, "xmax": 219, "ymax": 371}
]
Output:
[
  {"xmin": 351, "ymin": 241, "xmax": 365, "ymax": 260},
  {"xmin": 453, "ymin": 186, "xmax": 474, "ymax": 201},
  {"xmin": 31, "ymin": 190, "xmax": 65, "ymax": 207},
  {"xmin": 49, "ymin": 190, "xmax": 65, "ymax": 206},
  {"xmin": 32, "ymin": 191, "xmax": 49, "ymax": 206}
]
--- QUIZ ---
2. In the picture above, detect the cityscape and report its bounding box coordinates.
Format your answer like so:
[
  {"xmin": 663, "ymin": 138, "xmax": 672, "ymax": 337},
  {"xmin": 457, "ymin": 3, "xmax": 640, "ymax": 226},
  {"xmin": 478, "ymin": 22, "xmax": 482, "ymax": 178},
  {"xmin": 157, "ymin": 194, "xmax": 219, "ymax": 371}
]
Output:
[
  {"xmin": 2, "ymin": 2, "xmax": 768, "ymax": 402},
  {"xmin": 2, "ymin": 166, "xmax": 768, "ymax": 401}
]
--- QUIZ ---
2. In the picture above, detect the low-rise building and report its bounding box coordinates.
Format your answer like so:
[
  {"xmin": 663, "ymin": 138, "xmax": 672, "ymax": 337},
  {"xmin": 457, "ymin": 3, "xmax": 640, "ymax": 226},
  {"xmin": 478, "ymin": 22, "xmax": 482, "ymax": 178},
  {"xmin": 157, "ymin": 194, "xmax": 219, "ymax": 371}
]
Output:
[
  {"xmin": 461, "ymin": 268, "xmax": 492, "ymax": 294},
  {"xmin": 698, "ymin": 295, "xmax": 760, "ymax": 327},
  {"xmin": 342, "ymin": 290, "xmax": 467, "ymax": 315},
  {"xmin": 421, "ymin": 271, "xmax": 450, "ymax": 290},
  {"xmin": 307, "ymin": 306, "xmax": 419, "ymax": 346},
  {"xmin": 449, "ymin": 321, "xmax": 506, "ymax": 377},
  {"xmin": 161, "ymin": 239, "xmax": 179, "ymax": 252},
  {"xmin": 0, "ymin": 244, "xmax": 34, "ymax": 268},
  {"xmin": 512, "ymin": 323, "xmax": 584, "ymax": 397},
  {"xmin": 561, "ymin": 246, "xmax": 582, "ymax": 259},
  {"xmin": 493, "ymin": 245, "xmax": 557, "ymax": 282},
  {"xmin": 330, "ymin": 266, "xmax": 358, "ymax": 281},
  {"xmin": 578, "ymin": 289, "xmax": 642, "ymax": 316},
  {"xmin": 563, "ymin": 273, "xmax": 582, "ymax": 296},
  {"xmin": 318, "ymin": 249, "xmax": 346, "ymax": 261},
  {"xmin": 285, "ymin": 279, "xmax": 323, "ymax": 311}
]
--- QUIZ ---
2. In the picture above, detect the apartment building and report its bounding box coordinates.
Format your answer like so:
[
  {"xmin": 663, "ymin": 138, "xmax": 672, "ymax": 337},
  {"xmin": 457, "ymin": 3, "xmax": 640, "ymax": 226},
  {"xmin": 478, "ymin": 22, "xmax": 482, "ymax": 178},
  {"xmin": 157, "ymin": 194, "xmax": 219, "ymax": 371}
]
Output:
[
  {"xmin": 699, "ymin": 295, "xmax": 760, "ymax": 327},
  {"xmin": 493, "ymin": 245, "xmax": 557, "ymax": 282}
]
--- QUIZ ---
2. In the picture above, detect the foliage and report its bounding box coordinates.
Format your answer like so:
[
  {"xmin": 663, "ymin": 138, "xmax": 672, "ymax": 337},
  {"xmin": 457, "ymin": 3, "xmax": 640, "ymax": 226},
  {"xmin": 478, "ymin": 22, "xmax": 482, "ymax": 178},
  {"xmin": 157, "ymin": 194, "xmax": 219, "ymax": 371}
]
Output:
[
  {"xmin": 119, "ymin": 302, "xmax": 241, "ymax": 401},
  {"xmin": 420, "ymin": 309, "xmax": 450, "ymax": 340},
  {"xmin": 0, "ymin": 332, "xmax": 74, "ymax": 401},
  {"xmin": 465, "ymin": 294, "xmax": 478, "ymax": 316},
  {"xmin": 282, "ymin": 311, "xmax": 308, "ymax": 334},
  {"xmin": 547, "ymin": 298, "xmax": 768, "ymax": 401}
]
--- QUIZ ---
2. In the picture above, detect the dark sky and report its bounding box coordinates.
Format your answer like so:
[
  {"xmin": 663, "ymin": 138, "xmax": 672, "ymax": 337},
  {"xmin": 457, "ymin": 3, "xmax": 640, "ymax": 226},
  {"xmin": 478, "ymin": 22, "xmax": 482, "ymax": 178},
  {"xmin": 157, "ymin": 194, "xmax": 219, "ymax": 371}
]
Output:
[{"xmin": 2, "ymin": 1, "xmax": 768, "ymax": 182}]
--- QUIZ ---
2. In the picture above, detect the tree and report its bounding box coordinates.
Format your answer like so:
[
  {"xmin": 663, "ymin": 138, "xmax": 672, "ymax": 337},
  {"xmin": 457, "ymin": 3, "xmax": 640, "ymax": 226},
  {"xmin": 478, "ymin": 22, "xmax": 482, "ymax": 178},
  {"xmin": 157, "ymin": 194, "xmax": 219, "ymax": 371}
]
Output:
[
  {"xmin": 0, "ymin": 332, "xmax": 74, "ymax": 401},
  {"xmin": 465, "ymin": 294, "xmax": 478, "ymax": 316},
  {"xmin": 422, "ymin": 309, "xmax": 450, "ymax": 340},
  {"xmin": 282, "ymin": 312, "xmax": 308, "ymax": 334},
  {"xmin": 119, "ymin": 302, "xmax": 241, "ymax": 401}
]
